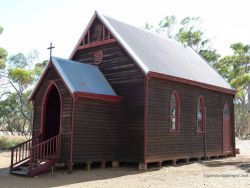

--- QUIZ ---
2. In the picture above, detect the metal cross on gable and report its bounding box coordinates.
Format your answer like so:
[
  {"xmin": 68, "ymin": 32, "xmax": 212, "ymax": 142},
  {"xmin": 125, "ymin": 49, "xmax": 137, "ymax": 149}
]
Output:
[{"xmin": 47, "ymin": 42, "xmax": 55, "ymax": 61}]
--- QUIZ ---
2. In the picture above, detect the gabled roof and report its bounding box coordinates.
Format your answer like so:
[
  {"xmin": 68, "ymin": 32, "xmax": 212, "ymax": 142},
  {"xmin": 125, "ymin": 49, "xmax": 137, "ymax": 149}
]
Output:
[
  {"xmin": 29, "ymin": 57, "xmax": 118, "ymax": 101},
  {"xmin": 70, "ymin": 11, "xmax": 235, "ymax": 93}
]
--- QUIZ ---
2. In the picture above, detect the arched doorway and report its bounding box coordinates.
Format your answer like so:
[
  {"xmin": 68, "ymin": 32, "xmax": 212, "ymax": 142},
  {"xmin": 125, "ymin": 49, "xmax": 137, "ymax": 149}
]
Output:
[
  {"xmin": 42, "ymin": 82, "xmax": 61, "ymax": 141},
  {"xmin": 223, "ymin": 103, "xmax": 231, "ymax": 153}
]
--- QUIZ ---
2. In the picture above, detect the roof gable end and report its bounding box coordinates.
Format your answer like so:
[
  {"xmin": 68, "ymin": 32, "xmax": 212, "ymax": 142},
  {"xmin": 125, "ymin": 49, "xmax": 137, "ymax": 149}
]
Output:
[
  {"xmin": 69, "ymin": 11, "xmax": 235, "ymax": 94},
  {"xmin": 29, "ymin": 57, "xmax": 118, "ymax": 101}
]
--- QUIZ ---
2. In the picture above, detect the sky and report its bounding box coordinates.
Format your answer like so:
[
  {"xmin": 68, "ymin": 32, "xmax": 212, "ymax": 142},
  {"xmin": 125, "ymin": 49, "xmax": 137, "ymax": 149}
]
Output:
[{"xmin": 0, "ymin": 0, "xmax": 250, "ymax": 62}]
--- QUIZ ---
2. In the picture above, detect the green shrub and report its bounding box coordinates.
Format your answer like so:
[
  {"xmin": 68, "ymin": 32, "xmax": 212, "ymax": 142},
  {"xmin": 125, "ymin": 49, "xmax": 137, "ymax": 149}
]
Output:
[{"xmin": 0, "ymin": 136, "xmax": 25, "ymax": 150}]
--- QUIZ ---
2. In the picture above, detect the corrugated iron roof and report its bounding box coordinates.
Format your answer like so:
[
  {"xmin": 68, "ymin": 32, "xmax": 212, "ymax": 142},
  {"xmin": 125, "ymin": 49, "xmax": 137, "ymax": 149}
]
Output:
[
  {"xmin": 52, "ymin": 57, "xmax": 117, "ymax": 96},
  {"xmin": 98, "ymin": 14, "xmax": 233, "ymax": 90},
  {"xmin": 70, "ymin": 11, "xmax": 234, "ymax": 90}
]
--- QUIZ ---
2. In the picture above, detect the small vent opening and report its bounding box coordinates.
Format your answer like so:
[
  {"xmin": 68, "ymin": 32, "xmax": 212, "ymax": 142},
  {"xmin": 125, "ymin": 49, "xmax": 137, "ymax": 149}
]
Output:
[{"xmin": 92, "ymin": 50, "xmax": 103, "ymax": 65}]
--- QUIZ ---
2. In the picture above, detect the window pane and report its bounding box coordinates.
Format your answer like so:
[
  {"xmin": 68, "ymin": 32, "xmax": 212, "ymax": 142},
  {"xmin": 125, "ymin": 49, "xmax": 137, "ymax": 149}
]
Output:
[
  {"xmin": 171, "ymin": 108, "xmax": 176, "ymax": 117},
  {"xmin": 171, "ymin": 94, "xmax": 176, "ymax": 129},
  {"xmin": 197, "ymin": 98, "xmax": 203, "ymax": 131},
  {"xmin": 172, "ymin": 118, "xmax": 176, "ymax": 129},
  {"xmin": 198, "ymin": 119, "xmax": 202, "ymax": 131},
  {"xmin": 223, "ymin": 105, "xmax": 230, "ymax": 116}
]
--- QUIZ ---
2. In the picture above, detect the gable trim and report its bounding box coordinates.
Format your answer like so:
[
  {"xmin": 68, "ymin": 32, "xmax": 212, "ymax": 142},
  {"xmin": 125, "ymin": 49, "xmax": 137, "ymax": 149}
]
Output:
[
  {"xmin": 69, "ymin": 12, "xmax": 98, "ymax": 59},
  {"xmin": 96, "ymin": 12, "xmax": 149, "ymax": 74},
  {"xmin": 69, "ymin": 11, "xmax": 148, "ymax": 76},
  {"xmin": 148, "ymin": 71, "xmax": 236, "ymax": 95},
  {"xmin": 78, "ymin": 38, "xmax": 116, "ymax": 50},
  {"xmin": 75, "ymin": 91, "xmax": 122, "ymax": 102},
  {"xmin": 29, "ymin": 62, "xmax": 75, "ymax": 101}
]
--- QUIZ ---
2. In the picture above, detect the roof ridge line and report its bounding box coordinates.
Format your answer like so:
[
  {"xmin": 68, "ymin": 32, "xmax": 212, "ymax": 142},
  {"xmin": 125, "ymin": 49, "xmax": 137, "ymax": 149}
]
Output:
[
  {"xmin": 51, "ymin": 57, "xmax": 75, "ymax": 93},
  {"xmin": 100, "ymin": 12, "xmax": 184, "ymax": 47}
]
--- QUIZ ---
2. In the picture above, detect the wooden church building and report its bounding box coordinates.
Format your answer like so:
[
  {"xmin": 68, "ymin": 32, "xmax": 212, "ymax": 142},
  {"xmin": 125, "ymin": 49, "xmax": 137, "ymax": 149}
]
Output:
[{"xmin": 10, "ymin": 11, "xmax": 236, "ymax": 176}]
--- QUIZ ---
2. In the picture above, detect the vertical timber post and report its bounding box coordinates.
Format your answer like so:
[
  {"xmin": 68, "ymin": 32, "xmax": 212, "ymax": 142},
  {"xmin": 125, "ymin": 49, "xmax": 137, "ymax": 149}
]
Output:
[
  {"xmin": 140, "ymin": 75, "xmax": 149, "ymax": 171},
  {"xmin": 68, "ymin": 94, "xmax": 77, "ymax": 173}
]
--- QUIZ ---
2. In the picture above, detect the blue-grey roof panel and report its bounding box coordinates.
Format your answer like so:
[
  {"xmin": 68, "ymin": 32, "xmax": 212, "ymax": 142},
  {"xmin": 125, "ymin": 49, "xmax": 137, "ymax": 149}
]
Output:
[{"xmin": 52, "ymin": 57, "xmax": 117, "ymax": 96}]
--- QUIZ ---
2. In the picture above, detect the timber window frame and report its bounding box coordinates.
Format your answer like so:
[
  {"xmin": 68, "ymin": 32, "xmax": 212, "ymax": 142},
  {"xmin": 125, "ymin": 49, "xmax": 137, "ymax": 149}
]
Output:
[
  {"xmin": 196, "ymin": 96, "xmax": 205, "ymax": 133},
  {"xmin": 169, "ymin": 90, "xmax": 180, "ymax": 132}
]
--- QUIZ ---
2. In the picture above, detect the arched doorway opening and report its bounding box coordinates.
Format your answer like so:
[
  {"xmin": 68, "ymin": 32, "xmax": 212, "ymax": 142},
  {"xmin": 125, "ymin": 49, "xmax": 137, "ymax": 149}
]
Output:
[
  {"xmin": 223, "ymin": 103, "xmax": 231, "ymax": 153},
  {"xmin": 42, "ymin": 82, "xmax": 61, "ymax": 141}
]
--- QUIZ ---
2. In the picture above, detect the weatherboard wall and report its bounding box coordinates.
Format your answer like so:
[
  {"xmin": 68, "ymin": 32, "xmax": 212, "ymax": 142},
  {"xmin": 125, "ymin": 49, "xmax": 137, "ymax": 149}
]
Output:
[
  {"xmin": 32, "ymin": 67, "xmax": 72, "ymax": 162},
  {"xmin": 73, "ymin": 43, "xmax": 145, "ymax": 162},
  {"xmin": 72, "ymin": 19, "xmax": 145, "ymax": 162},
  {"xmin": 146, "ymin": 77, "xmax": 235, "ymax": 162},
  {"xmin": 73, "ymin": 98, "xmax": 118, "ymax": 162}
]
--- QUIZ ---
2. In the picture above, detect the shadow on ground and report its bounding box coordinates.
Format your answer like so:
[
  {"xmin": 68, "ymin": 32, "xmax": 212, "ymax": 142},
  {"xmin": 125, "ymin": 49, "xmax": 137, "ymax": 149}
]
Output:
[
  {"xmin": 201, "ymin": 157, "xmax": 250, "ymax": 173},
  {"xmin": 0, "ymin": 164, "xmax": 146, "ymax": 188}
]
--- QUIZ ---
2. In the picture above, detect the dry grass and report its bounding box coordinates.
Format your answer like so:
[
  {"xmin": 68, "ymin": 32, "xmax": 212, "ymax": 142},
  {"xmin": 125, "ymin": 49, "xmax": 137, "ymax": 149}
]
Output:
[{"xmin": 0, "ymin": 139, "xmax": 249, "ymax": 188}]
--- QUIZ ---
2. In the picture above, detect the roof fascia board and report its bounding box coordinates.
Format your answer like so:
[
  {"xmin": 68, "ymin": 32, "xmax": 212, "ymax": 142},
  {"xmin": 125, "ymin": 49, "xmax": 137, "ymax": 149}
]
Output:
[
  {"xmin": 75, "ymin": 91, "xmax": 122, "ymax": 102},
  {"xmin": 77, "ymin": 38, "xmax": 116, "ymax": 50},
  {"xmin": 149, "ymin": 71, "xmax": 236, "ymax": 96}
]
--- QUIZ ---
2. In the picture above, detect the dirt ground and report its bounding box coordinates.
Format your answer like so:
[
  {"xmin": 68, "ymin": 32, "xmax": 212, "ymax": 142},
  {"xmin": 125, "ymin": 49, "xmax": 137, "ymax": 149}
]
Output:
[{"xmin": 0, "ymin": 139, "xmax": 249, "ymax": 188}]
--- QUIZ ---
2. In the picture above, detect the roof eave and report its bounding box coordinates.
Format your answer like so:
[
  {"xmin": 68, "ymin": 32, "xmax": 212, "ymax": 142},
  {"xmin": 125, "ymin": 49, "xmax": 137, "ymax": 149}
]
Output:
[
  {"xmin": 75, "ymin": 91, "xmax": 122, "ymax": 102},
  {"xmin": 148, "ymin": 71, "xmax": 236, "ymax": 96}
]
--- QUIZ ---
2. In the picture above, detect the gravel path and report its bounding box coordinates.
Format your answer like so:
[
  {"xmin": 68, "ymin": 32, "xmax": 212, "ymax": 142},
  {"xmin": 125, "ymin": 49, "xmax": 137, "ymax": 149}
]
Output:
[{"xmin": 0, "ymin": 140, "xmax": 249, "ymax": 188}]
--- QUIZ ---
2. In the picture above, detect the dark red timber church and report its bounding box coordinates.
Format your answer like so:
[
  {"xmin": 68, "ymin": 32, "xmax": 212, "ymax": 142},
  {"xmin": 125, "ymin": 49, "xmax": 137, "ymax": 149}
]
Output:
[{"xmin": 10, "ymin": 11, "xmax": 236, "ymax": 176}]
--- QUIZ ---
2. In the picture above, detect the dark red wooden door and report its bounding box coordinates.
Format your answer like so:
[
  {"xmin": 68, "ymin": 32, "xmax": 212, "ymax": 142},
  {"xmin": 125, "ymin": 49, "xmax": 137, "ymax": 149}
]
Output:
[{"xmin": 223, "ymin": 103, "xmax": 231, "ymax": 153}]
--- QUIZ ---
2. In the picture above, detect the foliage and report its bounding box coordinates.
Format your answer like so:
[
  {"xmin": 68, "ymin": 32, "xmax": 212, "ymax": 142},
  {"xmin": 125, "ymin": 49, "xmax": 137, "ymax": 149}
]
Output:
[
  {"xmin": 0, "ymin": 26, "xmax": 9, "ymax": 100},
  {"xmin": 144, "ymin": 16, "xmax": 221, "ymax": 65},
  {"xmin": 214, "ymin": 43, "xmax": 250, "ymax": 137},
  {"xmin": 0, "ymin": 48, "xmax": 8, "ymax": 70},
  {"xmin": 0, "ymin": 91, "xmax": 32, "ymax": 136},
  {"xmin": 33, "ymin": 60, "xmax": 48, "ymax": 78},
  {"xmin": 0, "ymin": 53, "xmax": 47, "ymax": 137},
  {"xmin": 0, "ymin": 26, "xmax": 48, "ymax": 137},
  {"xmin": 178, "ymin": 17, "xmax": 221, "ymax": 65},
  {"xmin": 157, "ymin": 15, "xmax": 177, "ymax": 38},
  {"xmin": 176, "ymin": 17, "xmax": 209, "ymax": 51},
  {"xmin": 0, "ymin": 25, "xmax": 7, "ymax": 69},
  {"xmin": 0, "ymin": 136, "xmax": 25, "ymax": 150}
]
